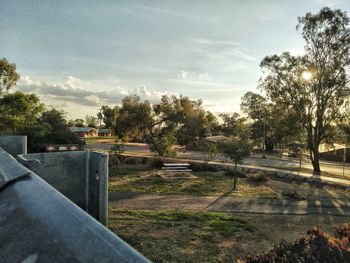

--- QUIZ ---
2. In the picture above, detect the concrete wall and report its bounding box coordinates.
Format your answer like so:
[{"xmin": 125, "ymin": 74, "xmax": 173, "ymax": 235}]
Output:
[
  {"xmin": 17, "ymin": 151, "xmax": 108, "ymax": 225},
  {"xmin": 0, "ymin": 146, "xmax": 149, "ymax": 262},
  {"xmin": 0, "ymin": 135, "xmax": 27, "ymax": 156}
]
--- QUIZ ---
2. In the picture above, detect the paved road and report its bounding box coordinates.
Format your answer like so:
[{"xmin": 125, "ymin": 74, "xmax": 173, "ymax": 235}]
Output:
[
  {"xmin": 109, "ymin": 192, "xmax": 350, "ymax": 216},
  {"xmin": 86, "ymin": 142, "xmax": 350, "ymax": 178}
]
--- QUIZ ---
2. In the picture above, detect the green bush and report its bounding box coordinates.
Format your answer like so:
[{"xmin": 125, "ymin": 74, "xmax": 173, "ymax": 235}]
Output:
[
  {"xmin": 124, "ymin": 158, "xmax": 138, "ymax": 165},
  {"xmin": 247, "ymin": 172, "xmax": 268, "ymax": 182},
  {"xmin": 241, "ymin": 225, "xmax": 350, "ymax": 263},
  {"xmin": 225, "ymin": 168, "xmax": 246, "ymax": 178},
  {"xmin": 151, "ymin": 158, "xmax": 164, "ymax": 168},
  {"xmin": 187, "ymin": 162, "xmax": 222, "ymax": 172}
]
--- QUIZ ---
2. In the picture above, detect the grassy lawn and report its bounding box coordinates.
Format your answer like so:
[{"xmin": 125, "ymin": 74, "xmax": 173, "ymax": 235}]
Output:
[
  {"xmin": 109, "ymin": 166, "xmax": 277, "ymax": 198},
  {"xmin": 84, "ymin": 137, "xmax": 116, "ymax": 143},
  {"xmin": 109, "ymin": 165, "xmax": 350, "ymax": 200},
  {"xmin": 109, "ymin": 209, "xmax": 255, "ymax": 262},
  {"xmin": 109, "ymin": 209, "xmax": 350, "ymax": 262}
]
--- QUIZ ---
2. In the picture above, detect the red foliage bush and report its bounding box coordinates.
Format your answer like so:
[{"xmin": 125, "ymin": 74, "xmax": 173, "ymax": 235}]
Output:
[{"xmin": 239, "ymin": 224, "xmax": 350, "ymax": 263}]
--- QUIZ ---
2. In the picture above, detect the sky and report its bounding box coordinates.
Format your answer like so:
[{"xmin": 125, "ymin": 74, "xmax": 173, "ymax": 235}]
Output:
[{"xmin": 1, "ymin": 0, "xmax": 349, "ymax": 119}]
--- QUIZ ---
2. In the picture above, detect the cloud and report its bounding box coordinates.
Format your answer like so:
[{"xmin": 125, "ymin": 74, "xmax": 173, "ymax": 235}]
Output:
[
  {"xmin": 186, "ymin": 37, "xmax": 240, "ymax": 47},
  {"xmin": 178, "ymin": 70, "xmax": 212, "ymax": 81},
  {"xmin": 16, "ymin": 76, "xmax": 173, "ymax": 108},
  {"xmin": 186, "ymin": 37, "xmax": 256, "ymax": 62},
  {"xmin": 137, "ymin": 5, "xmax": 185, "ymax": 17},
  {"xmin": 202, "ymin": 97, "xmax": 242, "ymax": 114},
  {"xmin": 311, "ymin": 0, "xmax": 345, "ymax": 6}
]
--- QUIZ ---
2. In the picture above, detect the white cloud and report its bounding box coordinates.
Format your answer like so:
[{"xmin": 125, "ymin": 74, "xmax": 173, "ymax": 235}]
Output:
[
  {"xmin": 186, "ymin": 36, "xmax": 256, "ymax": 62},
  {"xmin": 178, "ymin": 70, "xmax": 212, "ymax": 81},
  {"xmin": 15, "ymin": 76, "xmax": 176, "ymax": 118},
  {"xmin": 186, "ymin": 37, "xmax": 240, "ymax": 47}
]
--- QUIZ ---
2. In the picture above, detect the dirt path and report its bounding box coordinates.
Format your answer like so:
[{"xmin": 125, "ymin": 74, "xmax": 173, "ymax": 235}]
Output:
[{"xmin": 109, "ymin": 192, "xmax": 350, "ymax": 216}]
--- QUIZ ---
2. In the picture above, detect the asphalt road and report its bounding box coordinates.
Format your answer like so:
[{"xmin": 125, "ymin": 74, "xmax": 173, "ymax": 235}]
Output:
[{"xmin": 86, "ymin": 142, "xmax": 350, "ymax": 178}]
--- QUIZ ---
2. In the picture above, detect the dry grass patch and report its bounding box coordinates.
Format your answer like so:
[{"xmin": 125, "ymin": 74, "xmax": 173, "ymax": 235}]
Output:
[
  {"xmin": 109, "ymin": 165, "xmax": 350, "ymax": 200},
  {"xmin": 109, "ymin": 209, "xmax": 350, "ymax": 263}
]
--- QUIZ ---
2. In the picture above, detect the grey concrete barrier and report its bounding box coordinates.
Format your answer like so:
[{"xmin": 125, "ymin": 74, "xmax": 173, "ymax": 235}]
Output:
[
  {"xmin": 0, "ymin": 135, "xmax": 27, "ymax": 156},
  {"xmin": 0, "ymin": 146, "xmax": 150, "ymax": 263},
  {"xmin": 17, "ymin": 151, "xmax": 109, "ymax": 226}
]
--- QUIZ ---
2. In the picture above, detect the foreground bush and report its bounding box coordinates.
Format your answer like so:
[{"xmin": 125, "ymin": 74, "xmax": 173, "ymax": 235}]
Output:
[{"xmin": 240, "ymin": 224, "xmax": 350, "ymax": 263}]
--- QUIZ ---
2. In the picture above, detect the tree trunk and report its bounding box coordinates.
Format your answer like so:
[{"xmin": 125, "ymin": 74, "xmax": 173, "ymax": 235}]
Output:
[
  {"xmin": 311, "ymin": 147, "xmax": 321, "ymax": 175},
  {"xmin": 309, "ymin": 143, "xmax": 321, "ymax": 175},
  {"xmin": 233, "ymin": 161, "xmax": 238, "ymax": 190},
  {"xmin": 307, "ymin": 128, "xmax": 321, "ymax": 175}
]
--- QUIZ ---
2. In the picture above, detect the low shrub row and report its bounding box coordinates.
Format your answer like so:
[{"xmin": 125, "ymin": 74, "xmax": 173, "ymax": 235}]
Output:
[{"xmin": 240, "ymin": 224, "xmax": 350, "ymax": 263}]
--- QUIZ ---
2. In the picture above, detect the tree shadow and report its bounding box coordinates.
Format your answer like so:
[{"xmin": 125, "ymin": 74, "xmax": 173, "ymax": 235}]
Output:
[{"xmin": 198, "ymin": 187, "xmax": 234, "ymax": 212}]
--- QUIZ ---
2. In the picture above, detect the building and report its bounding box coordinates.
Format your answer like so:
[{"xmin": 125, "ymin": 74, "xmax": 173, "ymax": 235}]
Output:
[
  {"xmin": 69, "ymin": 127, "xmax": 97, "ymax": 137},
  {"xmin": 98, "ymin": 129, "xmax": 112, "ymax": 137}
]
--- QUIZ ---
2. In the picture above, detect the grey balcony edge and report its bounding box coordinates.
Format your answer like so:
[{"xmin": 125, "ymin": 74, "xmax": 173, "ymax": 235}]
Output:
[{"xmin": 0, "ymin": 147, "xmax": 150, "ymax": 263}]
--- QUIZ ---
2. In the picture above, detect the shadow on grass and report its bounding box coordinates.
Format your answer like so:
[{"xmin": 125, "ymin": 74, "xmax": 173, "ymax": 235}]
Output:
[{"xmin": 199, "ymin": 186, "xmax": 234, "ymax": 212}]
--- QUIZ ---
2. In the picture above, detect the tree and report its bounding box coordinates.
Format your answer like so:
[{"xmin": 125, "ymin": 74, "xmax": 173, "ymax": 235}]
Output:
[
  {"xmin": 241, "ymin": 92, "xmax": 269, "ymax": 121},
  {"xmin": 199, "ymin": 141, "xmax": 219, "ymax": 166},
  {"xmin": 219, "ymin": 137, "xmax": 252, "ymax": 189},
  {"xmin": 241, "ymin": 92, "xmax": 270, "ymax": 151},
  {"xmin": 85, "ymin": 115, "xmax": 98, "ymax": 128},
  {"xmin": 0, "ymin": 58, "xmax": 20, "ymax": 95},
  {"xmin": 153, "ymin": 95, "xmax": 218, "ymax": 146},
  {"xmin": 149, "ymin": 132, "xmax": 177, "ymax": 158},
  {"xmin": 259, "ymin": 8, "xmax": 350, "ymax": 174},
  {"xmin": 110, "ymin": 142, "xmax": 125, "ymax": 170},
  {"xmin": 219, "ymin": 113, "xmax": 249, "ymax": 137},
  {"xmin": 97, "ymin": 105, "xmax": 119, "ymax": 130},
  {"xmin": 74, "ymin": 119, "xmax": 85, "ymax": 127},
  {"xmin": 115, "ymin": 95, "xmax": 154, "ymax": 142},
  {"xmin": 0, "ymin": 91, "xmax": 44, "ymax": 132},
  {"xmin": 39, "ymin": 108, "xmax": 80, "ymax": 145},
  {"xmin": 241, "ymin": 92, "xmax": 304, "ymax": 150},
  {"xmin": 23, "ymin": 108, "xmax": 83, "ymax": 152}
]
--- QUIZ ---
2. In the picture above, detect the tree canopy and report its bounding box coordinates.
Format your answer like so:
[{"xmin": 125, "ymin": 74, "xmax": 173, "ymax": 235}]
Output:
[
  {"xmin": 0, "ymin": 58, "xmax": 20, "ymax": 95},
  {"xmin": 259, "ymin": 7, "xmax": 350, "ymax": 173},
  {"xmin": 115, "ymin": 95, "xmax": 154, "ymax": 142},
  {"xmin": 0, "ymin": 91, "xmax": 44, "ymax": 132}
]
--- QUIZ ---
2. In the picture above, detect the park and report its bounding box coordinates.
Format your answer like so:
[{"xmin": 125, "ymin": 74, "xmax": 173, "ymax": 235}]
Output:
[{"xmin": 1, "ymin": 3, "xmax": 350, "ymax": 263}]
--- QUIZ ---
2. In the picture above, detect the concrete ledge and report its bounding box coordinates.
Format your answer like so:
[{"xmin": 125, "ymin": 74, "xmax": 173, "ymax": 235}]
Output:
[
  {"xmin": 0, "ymin": 135, "xmax": 27, "ymax": 156},
  {"xmin": 17, "ymin": 151, "xmax": 109, "ymax": 226},
  {"xmin": 0, "ymin": 148, "xmax": 149, "ymax": 262},
  {"xmin": 0, "ymin": 147, "xmax": 31, "ymax": 190}
]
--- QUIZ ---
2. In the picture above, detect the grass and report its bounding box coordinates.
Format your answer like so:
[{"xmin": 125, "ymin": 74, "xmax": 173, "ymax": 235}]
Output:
[
  {"xmin": 109, "ymin": 165, "xmax": 350, "ymax": 200},
  {"xmin": 109, "ymin": 209, "xmax": 350, "ymax": 263},
  {"xmin": 109, "ymin": 209, "xmax": 255, "ymax": 262},
  {"xmin": 109, "ymin": 168, "xmax": 278, "ymax": 198}
]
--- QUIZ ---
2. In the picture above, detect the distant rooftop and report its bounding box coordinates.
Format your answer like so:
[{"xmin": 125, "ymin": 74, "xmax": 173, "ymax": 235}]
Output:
[
  {"xmin": 69, "ymin": 127, "xmax": 96, "ymax": 133},
  {"xmin": 98, "ymin": 129, "xmax": 110, "ymax": 133}
]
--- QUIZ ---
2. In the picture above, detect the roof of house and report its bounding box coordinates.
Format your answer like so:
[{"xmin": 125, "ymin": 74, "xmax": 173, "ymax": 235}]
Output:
[
  {"xmin": 69, "ymin": 127, "xmax": 96, "ymax": 133},
  {"xmin": 205, "ymin": 135, "xmax": 230, "ymax": 143},
  {"xmin": 98, "ymin": 129, "xmax": 111, "ymax": 133}
]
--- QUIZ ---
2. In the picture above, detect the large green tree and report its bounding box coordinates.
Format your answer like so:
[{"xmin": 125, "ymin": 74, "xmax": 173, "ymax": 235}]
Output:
[
  {"xmin": 0, "ymin": 91, "xmax": 44, "ymax": 132},
  {"xmin": 219, "ymin": 136, "xmax": 252, "ymax": 189},
  {"xmin": 115, "ymin": 95, "xmax": 154, "ymax": 142},
  {"xmin": 153, "ymin": 95, "xmax": 218, "ymax": 146},
  {"xmin": 241, "ymin": 92, "xmax": 303, "ymax": 150},
  {"xmin": 85, "ymin": 114, "xmax": 98, "ymax": 128},
  {"xmin": 97, "ymin": 105, "xmax": 119, "ymax": 130},
  {"xmin": 0, "ymin": 58, "xmax": 20, "ymax": 95},
  {"xmin": 219, "ymin": 113, "xmax": 249, "ymax": 138},
  {"xmin": 23, "ymin": 108, "xmax": 83, "ymax": 152},
  {"xmin": 259, "ymin": 7, "xmax": 350, "ymax": 174}
]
